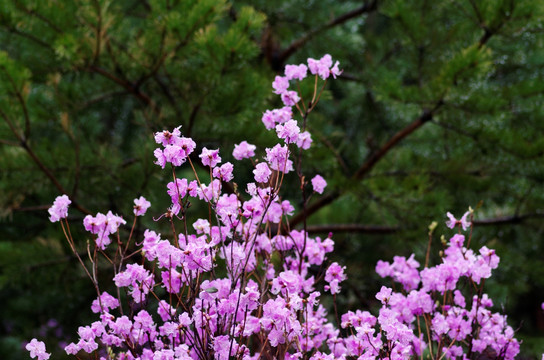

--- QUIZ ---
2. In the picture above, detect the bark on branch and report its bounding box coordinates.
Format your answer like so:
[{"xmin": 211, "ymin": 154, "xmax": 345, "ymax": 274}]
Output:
[
  {"xmin": 289, "ymin": 100, "xmax": 444, "ymax": 228},
  {"xmin": 303, "ymin": 213, "xmax": 544, "ymax": 235},
  {"xmin": 271, "ymin": 1, "xmax": 379, "ymax": 68}
]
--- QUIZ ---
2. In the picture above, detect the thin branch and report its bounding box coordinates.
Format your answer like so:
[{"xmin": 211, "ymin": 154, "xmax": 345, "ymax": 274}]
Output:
[
  {"xmin": 473, "ymin": 213, "xmax": 544, "ymax": 226},
  {"xmin": 353, "ymin": 100, "xmax": 444, "ymax": 180},
  {"xmin": 304, "ymin": 212, "xmax": 544, "ymax": 236},
  {"xmin": 289, "ymin": 100, "xmax": 444, "ymax": 228},
  {"xmin": 5, "ymin": 27, "xmax": 53, "ymax": 50},
  {"xmin": 275, "ymin": 1, "xmax": 379, "ymax": 66},
  {"xmin": 14, "ymin": 3, "xmax": 63, "ymax": 34},
  {"xmin": 0, "ymin": 108, "xmax": 90, "ymax": 215},
  {"xmin": 86, "ymin": 65, "xmax": 161, "ymax": 117},
  {"xmin": 1, "ymin": 65, "xmax": 32, "ymax": 139},
  {"xmin": 0, "ymin": 138, "xmax": 20, "ymax": 146},
  {"xmin": 306, "ymin": 224, "xmax": 399, "ymax": 234}
]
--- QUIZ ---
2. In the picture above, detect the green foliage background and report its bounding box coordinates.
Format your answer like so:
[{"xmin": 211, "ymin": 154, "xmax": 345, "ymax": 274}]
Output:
[{"xmin": 1, "ymin": 0, "xmax": 544, "ymax": 358}]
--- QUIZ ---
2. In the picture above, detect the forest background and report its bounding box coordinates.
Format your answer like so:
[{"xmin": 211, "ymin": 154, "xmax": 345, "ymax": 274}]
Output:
[{"xmin": 1, "ymin": 0, "xmax": 544, "ymax": 358}]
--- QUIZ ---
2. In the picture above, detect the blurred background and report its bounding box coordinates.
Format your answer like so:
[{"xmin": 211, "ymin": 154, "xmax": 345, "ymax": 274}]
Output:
[{"xmin": 1, "ymin": 0, "xmax": 544, "ymax": 358}]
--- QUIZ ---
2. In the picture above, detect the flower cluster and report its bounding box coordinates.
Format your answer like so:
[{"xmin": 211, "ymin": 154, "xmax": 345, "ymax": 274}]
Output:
[
  {"xmin": 38, "ymin": 56, "xmax": 529, "ymax": 360},
  {"xmin": 83, "ymin": 211, "xmax": 126, "ymax": 250}
]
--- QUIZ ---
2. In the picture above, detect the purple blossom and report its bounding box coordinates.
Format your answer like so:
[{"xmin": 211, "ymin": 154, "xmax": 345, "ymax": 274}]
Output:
[
  {"xmin": 199, "ymin": 147, "xmax": 221, "ymax": 167},
  {"xmin": 48, "ymin": 194, "xmax": 71, "ymax": 222},
  {"xmin": 262, "ymin": 107, "xmax": 292, "ymax": 130},
  {"xmin": 272, "ymin": 75, "xmax": 289, "ymax": 94},
  {"xmin": 232, "ymin": 141, "xmax": 256, "ymax": 160},
  {"xmin": 284, "ymin": 64, "xmax": 308, "ymax": 81},
  {"xmin": 276, "ymin": 119, "xmax": 300, "ymax": 143},
  {"xmin": 154, "ymin": 126, "xmax": 181, "ymax": 146},
  {"xmin": 253, "ymin": 162, "xmax": 272, "ymax": 183},
  {"xmin": 213, "ymin": 162, "xmax": 234, "ymax": 182},
  {"xmin": 308, "ymin": 54, "xmax": 334, "ymax": 80},
  {"xmin": 281, "ymin": 90, "xmax": 300, "ymax": 106},
  {"xmin": 331, "ymin": 61, "xmax": 342, "ymax": 79},
  {"xmin": 265, "ymin": 144, "xmax": 293, "ymax": 173},
  {"xmin": 325, "ymin": 262, "xmax": 346, "ymax": 294},
  {"xmin": 133, "ymin": 196, "xmax": 151, "ymax": 216},
  {"xmin": 375, "ymin": 286, "xmax": 393, "ymax": 305},
  {"xmin": 446, "ymin": 211, "xmax": 471, "ymax": 230},
  {"xmin": 91, "ymin": 291, "xmax": 120, "ymax": 313},
  {"xmin": 311, "ymin": 174, "xmax": 327, "ymax": 194},
  {"xmin": 296, "ymin": 131, "xmax": 312, "ymax": 149},
  {"xmin": 83, "ymin": 211, "xmax": 126, "ymax": 250},
  {"xmin": 26, "ymin": 339, "xmax": 50, "ymax": 360}
]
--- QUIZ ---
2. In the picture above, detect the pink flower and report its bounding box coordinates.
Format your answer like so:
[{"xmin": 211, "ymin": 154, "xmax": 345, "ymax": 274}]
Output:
[
  {"xmin": 26, "ymin": 339, "xmax": 50, "ymax": 360},
  {"xmin": 325, "ymin": 262, "xmax": 346, "ymax": 294},
  {"xmin": 446, "ymin": 211, "xmax": 471, "ymax": 230},
  {"xmin": 272, "ymin": 75, "xmax": 289, "ymax": 94},
  {"xmin": 265, "ymin": 144, "xmax": 293, "ymax": 173},
  {"xmin": 262, "ymin": 107, "xmax": 292, "ymax": 130},
  {"xmin": 154, "ymin": 126, "xmax": 181, "ymax": 146},
  {"xmin": 91, "ymin": 291, "xmax": 120, "ymax": 313},
  {"xmin": 133, "ymin": 196, "xmax": 151, "ymax": 216},
  {"xmin": 212, "ymin": 162, "xmax": 234, "ymax": 182},
  {"xmin": 199, "ymin": 147, "xmax": 221, "ymax": 167},
  {"xmin": 48, "ymin": 194, "xmax": 71, "ymax": 222},
  {"xmin": 253, "ymin": 162, "xmax": 272, "ymax": 183},
  {"xmin": 284, "ymin": 64, "xmax": 308, "ymax": 81},
  {"xmin": 308, "ymin": 54, "xmax": 334, "ymax": 80},
  {"xmin": 311, "ymin": 175, "xmax": 327, "ymax": 194},
  {"xmin": 296, "ymin": 131, "xmax": 312, "ymax": 149},
  {"xmin": 232, "ymin": 141, "xmax": 256, "ymax": 160},
  {"xmin": 281, "ymin": 90, "xmax": 300, "ymax": 106},
  {"xmin": 375, "ymin": 286, "xmax": 392, "ymax": 305},
  {"xmin": 331, "ymin": 61, "xmax": 342, "ymax": 79},
  {"xmin": 276, "ymin": 119, "xmax": 300, "ymax": 143}
]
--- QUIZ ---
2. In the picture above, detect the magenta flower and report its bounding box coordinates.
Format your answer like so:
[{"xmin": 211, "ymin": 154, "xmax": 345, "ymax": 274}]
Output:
[
  {"xmin": 272, "ymin": 75, "xmax": 289, "ymax": 94},
  {"xmin": 199, "ymin": 147, "xmax": 221, "ymax": 168},
  {"xmin": 91, "ymin": 291, "xmax": 120, "ymax": 313},
  {"xmin": 281, "ymin": 90, "xmax": 300, "ymax": 106},
  {"xmin": 154, "ymin": 126, "xmax": 181, "ymax": 146},
  {"xmin": 325, "ymin": 262, "xmax": 346, "ymax": 294},
  {"xmin": 311, "ymin": 175, "xmax": 327, "ymax": 194},
  {"xmin": 446, "ymin": 211, "xmax": 471, "ymax": 230},
  {"xmin": 48, "ymin": 194, "xmax": 71, "ymax": 222},
  {"xmin": 212, "ymin": 162, "xmax": 234, "ymax": 182},
  {"xmin": 26, "ymin": 339, "xmax": 50, "ymax": 360},
  {"xmin": 276, "ymin": 119, "xmax": 300, "ymax": 143},
  {"xmin": 331, "ymin": 61, "xmax": 342, "ymax": 79},
  {"xmin": 133, "ymin": 196, "xmax": 151, "ymax": 216},
  {"xmin": 284, "ymin": 64, "xmax": 308, "ymax": 81},
  {"xmin": 232, "ymin": 141, "xmax": 256, "ymax": 160},
  {"xmin": 296, "ymin": 131, "xmax": 312, "ymax": 149},
  {"xmin": 308, "ymin": 54, "xmax": 333, "ymax": 79},
  {"xmin": 375, "ymin": 286, "xmax": 392, "ymax": 305},
  {"xmin": 253, "ymin": 162, "xmax": 272, "ymax": 183},
  {"xmin": 261, "ymin": 107, "xmax": 292, "ymax": 130}
]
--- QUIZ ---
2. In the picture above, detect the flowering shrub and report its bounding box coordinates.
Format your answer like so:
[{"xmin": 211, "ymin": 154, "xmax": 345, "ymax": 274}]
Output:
[{"xmin": 30, "ymin": 55, "xmax": 529, "ymax": 360}]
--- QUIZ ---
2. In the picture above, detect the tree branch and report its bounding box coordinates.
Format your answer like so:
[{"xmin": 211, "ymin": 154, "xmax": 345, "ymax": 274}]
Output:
[
  {"xmin": 473, "ymin": 213, "xmax": 544, "ymax": 226},
  {"xmin": 306, "ymin": 224, "xmax": 399, "ymax": 234},
  {"xmin": 289, "ymin": 100, "xmax": 444, "ymax": 228},
  {"xmin": 303, "ymin": 212, "xmax": 544, "ymax": 236},
  {"xmin": 273, "ymin": 1, "xmax": 379, "ymax": 67},
  {"xmin": 353, "ymin": 100, "xmax": 444, "ymax": 180},
  {"xmin": 86, "ymin": 65, "xmax": 161, "ymax": 117}
]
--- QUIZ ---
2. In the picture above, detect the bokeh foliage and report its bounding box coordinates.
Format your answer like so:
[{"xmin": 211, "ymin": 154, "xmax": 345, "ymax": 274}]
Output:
[{"xmin": 1, "ymin": 0, "xmax": 544, "ymax": 358}]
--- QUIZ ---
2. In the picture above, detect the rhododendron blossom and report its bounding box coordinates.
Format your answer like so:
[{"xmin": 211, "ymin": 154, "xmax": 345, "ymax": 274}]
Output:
[
  {"xmin": 38, "ymin": 55, "xmax": 532, "ymax": 360},
  {"xmin": 48, "ymin": 194, "xmax": 71, "ymax": 222}
]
